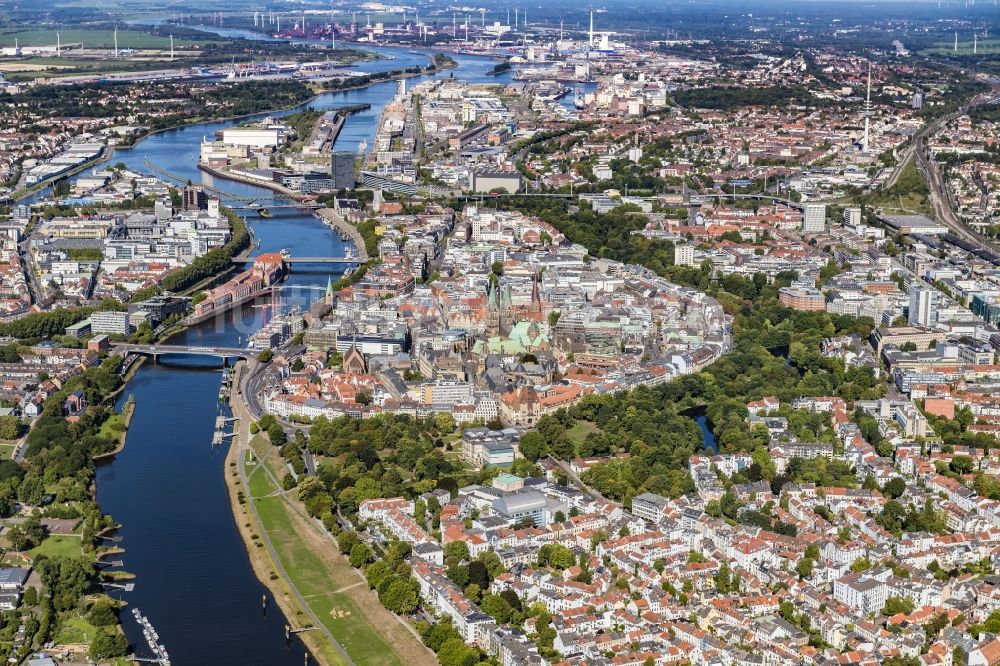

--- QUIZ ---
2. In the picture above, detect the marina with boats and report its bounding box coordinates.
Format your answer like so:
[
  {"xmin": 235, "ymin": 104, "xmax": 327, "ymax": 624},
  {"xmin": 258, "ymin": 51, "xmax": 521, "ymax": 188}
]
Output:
[{"xmin": 131, "ymin": 608, "xmax": 171, "ymax": 665}]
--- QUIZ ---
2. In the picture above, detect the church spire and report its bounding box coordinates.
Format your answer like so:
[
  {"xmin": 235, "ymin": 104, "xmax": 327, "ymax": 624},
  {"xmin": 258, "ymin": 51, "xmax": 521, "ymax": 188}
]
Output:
[{"xmin": 531, "ymin": 271, "xmax": 541, "ymax": 312}]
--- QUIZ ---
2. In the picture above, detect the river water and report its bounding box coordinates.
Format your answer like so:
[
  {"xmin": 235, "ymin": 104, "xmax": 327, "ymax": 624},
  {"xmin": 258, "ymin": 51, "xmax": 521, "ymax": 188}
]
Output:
[{"xmin": 78, "ymin": 42, "xmax": 512, "ymax": 664}]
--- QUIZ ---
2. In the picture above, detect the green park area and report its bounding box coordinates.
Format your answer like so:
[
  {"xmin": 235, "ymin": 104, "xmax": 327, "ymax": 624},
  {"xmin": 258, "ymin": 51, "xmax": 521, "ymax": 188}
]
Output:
[
  {"xmin": 860, "ymin": 158, "xmax": 932, "ymax": 217},
  {"xmin": 565, "ymin": 420, "xmax": 602, "ymax": 445},
  {"xmin": 245, "ymin": 441, "xmax": 413, "ymax": 666},
  {"xmin": 52, "ymin": 614, "xmax": 100, "ymax": 645},
  {"xmin": 29, "ymin": 534, "xmax": 83, "ymax": 559}
]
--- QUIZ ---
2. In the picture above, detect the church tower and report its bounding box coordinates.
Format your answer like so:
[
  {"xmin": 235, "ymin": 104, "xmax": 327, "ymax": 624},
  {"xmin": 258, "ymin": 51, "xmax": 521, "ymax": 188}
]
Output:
[
  {"xmin": 324, "ymin": 274, "xmax": 335, "ymax": 305},
  {"xmin": 530, "ymin": 271, "xmax": 542, "ymax": 313},
  {"xmin": 500, "ymin": 284, "xmax": 514, "ymax": 336},
  {"xmin": 486, "ymin": 281, "xmax": 501, "ymax": 336}
]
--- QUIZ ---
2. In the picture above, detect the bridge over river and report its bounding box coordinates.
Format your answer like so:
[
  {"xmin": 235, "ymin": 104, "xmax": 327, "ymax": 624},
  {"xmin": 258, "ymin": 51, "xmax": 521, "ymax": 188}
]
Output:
[
  {"xmin": 232, "ymin": 255, "xmax": 361, "ymax": 265},
  {"xmin": 114, "ymin": 344, "xmax": 253, "ymax": 360}
]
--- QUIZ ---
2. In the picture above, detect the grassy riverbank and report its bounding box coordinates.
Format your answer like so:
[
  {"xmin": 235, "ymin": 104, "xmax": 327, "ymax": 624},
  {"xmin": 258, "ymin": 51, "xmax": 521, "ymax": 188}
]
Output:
[
  {"xmin": 224, "ymin": 430, "xmax": 346, "ymax": 665},
  {"xmin": 225, "ymin": 370, "xmax": 434, "ymax": 666}
]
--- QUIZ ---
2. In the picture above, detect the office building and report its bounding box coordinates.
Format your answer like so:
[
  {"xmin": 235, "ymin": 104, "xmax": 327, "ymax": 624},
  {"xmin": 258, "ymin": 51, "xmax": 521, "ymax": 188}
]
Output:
[
  {"xmin": 779, "ymin": 284, "xmax": 826, "ymax": 311},
  {"xmin": 461, "ymin": 427, "xmax": 520, "ymax": 468},
  {"xmin": 843, "ymin": 207, "xmax": 862, "ymax": 228},
  {"xmin": 90, "ymin": 311, "xmax": 134, "ymax": 336},
  {"xmin": 802, "ymin": 203, "xmax": 826, "ymax": 233},
  {"xmin": 908, "ymin": 285, "xmax": 939, "ymax": 327},
  {"xmin": 129, "ymin": 295, "xmax": 190, "ymax": 325},
  {"xmin": 972, "ymin": 294, "xmax": 1000, "ymax": 325},
  {"xmin": 183, "ymin": 185, "xmax": 207, "ymax": 211},
  {"xmin": 332, "ymin": 152, "xmax": 356, "ymax": 189}
]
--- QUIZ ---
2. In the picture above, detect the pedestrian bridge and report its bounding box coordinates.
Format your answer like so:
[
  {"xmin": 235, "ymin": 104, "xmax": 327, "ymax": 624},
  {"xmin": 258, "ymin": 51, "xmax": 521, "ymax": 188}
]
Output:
[{"xmin": 114, "ymin": 344, "xmax": 253, "ymax": 360}]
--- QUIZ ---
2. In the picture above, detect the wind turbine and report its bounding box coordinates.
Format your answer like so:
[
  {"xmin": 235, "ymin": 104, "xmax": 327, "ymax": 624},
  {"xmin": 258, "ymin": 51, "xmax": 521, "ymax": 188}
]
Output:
[{"xmin": 114, "ymin": 25, "xmax": 119, "ymax": 59}]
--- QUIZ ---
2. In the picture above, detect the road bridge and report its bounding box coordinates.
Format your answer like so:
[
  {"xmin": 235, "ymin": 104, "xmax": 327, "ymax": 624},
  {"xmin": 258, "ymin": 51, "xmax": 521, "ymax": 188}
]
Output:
[
  {"xmin": 689, "ymin": 193, "xmax": 802, "ymax": 209},
  {"xmin": 230, "ymin": 255, "xmax": 361, "ymax": 265},
  {"xmin": 114, "ymin": 344, "xmax": 253, "ymax": 360}
]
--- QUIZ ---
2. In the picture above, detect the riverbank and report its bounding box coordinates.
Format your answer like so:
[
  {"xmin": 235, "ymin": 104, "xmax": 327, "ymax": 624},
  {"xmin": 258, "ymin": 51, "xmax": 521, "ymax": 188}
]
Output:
[
  {"xmin": 316, "ymin": 208, "xmax": 370, "ymax": 260},
  {"xmin": 224, "ymin": 362, "xmax": 345, "ymax": 666},
  {"xmin": 92, "ymin": 397, "xmax": 136, "ymax": 462},
  {"xmin": 226, "ymin": 364, "xmax": 436, "ymax": 666}
]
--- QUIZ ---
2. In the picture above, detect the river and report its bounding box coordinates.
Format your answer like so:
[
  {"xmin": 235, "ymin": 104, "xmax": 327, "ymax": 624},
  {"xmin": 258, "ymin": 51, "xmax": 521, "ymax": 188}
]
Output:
[{"xmin": 80, "ymin": 41, "xmax": 512, "ymax": 664}]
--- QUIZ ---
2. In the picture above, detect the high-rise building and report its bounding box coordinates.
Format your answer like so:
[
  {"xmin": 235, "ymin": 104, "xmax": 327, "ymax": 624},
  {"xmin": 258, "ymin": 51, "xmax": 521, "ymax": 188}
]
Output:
[
  {"xmin": 908, "ymin": 285, "xmax": 939, "ymax": 327},
  {"xmin": 674, "ymin": 244, "xmax": 695, "ymax": 266},
  {"xmin": 802, "ymin": 203, "xmax": 826, "ymax": 233},
  {"xmin": 331, "ymin": 151, "xmax": 356, "ymax": 189},
  {"xmin": 843, "ymin": 207, "xmax": 862, "ymax": 227},
  {"xmin": 183, "ymin": 185, "xmax": 207, "ymax": 211},
  {"xmin": 843, "ymin": 207, "xmax": 862, "ymax": 228}
]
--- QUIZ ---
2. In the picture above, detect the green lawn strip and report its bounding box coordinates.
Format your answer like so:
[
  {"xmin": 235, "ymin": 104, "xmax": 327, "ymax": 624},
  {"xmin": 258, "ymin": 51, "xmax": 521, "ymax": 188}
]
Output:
[
  {"xmin": 566, "ymin": 420, "xmax": 602, "ymax": 444},
  {"xmin": 254, "ymin": 493, "xmax": 404, "ymax": 666},
  {"xmin": 29, "ymin": 534, "xmax": 83, "ymax": 559},
  {"xmin": 97, "ymin": 411, "xmax": 127, "ymax": 440},
  {"xmin": 244, "ymin": 468, "xmax": 345, "ymax": 665},
  {"xmin": 53, "ymin": 614, "xmax": 99, "ymax": 645},
  {"xmin": 247, "ymin": 464, "xmax": 274, "ymax": 499}
]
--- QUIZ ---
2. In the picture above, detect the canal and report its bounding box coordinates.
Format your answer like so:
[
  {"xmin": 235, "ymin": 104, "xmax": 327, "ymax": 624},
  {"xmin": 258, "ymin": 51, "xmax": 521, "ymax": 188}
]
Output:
[
  {"xmin": 683, "ymin": 406, "xmax": 719, "ymax": 454},
  {"xmin": 85, "ymin": 42, "xmax": 511, "ymax": 664}
]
